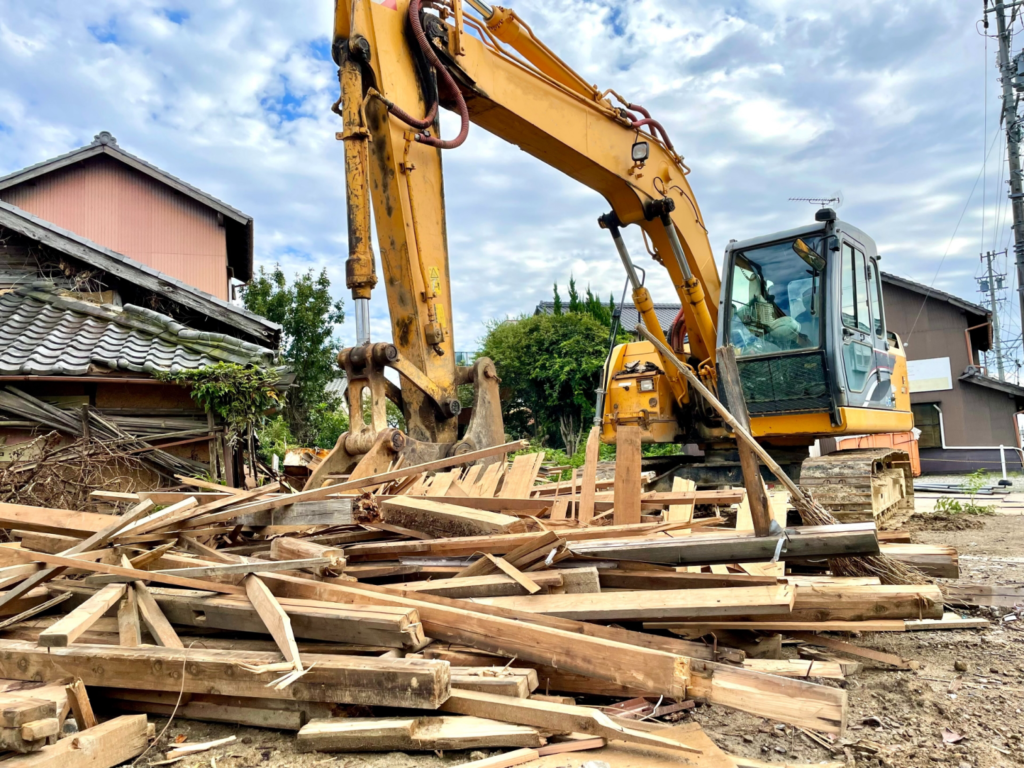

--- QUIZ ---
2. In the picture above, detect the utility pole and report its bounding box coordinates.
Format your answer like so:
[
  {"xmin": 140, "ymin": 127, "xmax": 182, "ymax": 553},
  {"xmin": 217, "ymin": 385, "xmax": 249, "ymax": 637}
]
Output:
[
  {"xmin": 980, "ymin": 250, "xmax": 1007, "ymax": 379},
  {"xmin": 989, "ymin": 1, "xmax": 1024, "ymax": 355}
]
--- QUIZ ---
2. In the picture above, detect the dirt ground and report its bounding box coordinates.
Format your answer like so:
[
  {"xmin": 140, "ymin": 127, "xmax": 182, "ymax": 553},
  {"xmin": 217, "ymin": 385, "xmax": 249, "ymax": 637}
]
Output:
[{"xmin": 126, "ymin": 512, "xmax": 1024, "ymax": 768}]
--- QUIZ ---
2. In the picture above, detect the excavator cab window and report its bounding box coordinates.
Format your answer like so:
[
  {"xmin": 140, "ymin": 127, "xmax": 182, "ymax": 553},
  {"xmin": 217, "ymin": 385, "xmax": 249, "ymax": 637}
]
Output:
[{"xmin": 727, "ymin": 236, "xmax": 825, "ymax": 357}]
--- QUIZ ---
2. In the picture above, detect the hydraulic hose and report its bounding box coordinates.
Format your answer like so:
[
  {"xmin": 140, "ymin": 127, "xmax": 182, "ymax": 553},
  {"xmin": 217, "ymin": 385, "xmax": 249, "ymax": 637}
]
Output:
[
  {"xmin": 625, "ymin": 101, "xmax": 675, "ymax": 153},
  {"xmin": 408, "ymin": 0, "xmax": 470, "ymax": 149}
]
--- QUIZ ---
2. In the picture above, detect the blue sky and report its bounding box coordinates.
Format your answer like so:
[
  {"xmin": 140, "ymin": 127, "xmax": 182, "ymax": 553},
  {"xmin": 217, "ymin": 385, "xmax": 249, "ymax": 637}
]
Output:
[{"xmin": 0, "ymin": 0, "xmax": 1016, "ymax": 370}]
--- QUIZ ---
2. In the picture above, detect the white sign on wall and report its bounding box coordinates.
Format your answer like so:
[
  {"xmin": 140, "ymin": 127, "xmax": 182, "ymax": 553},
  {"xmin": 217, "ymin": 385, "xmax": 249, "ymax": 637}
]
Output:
[{"xmin": 907, "ymin": 357, "xmax": 953, "ymax": 393}]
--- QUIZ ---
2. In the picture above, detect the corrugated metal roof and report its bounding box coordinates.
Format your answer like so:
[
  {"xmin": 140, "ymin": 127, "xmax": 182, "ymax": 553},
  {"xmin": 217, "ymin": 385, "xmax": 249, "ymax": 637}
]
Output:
[
  {"xmin": 0, "ymin": 281, "xmax": 282, "ymax": 377},
  {"xmin": 534, "ymin": 301, "xmax": 681, "ymax": 335},
  {"xmin": 0, "ymin": 132, "xmax": 253, "ymax": 282},
  {"xmin": 0, "ymin": 199, "xmax": 279, "ymax": 348}
]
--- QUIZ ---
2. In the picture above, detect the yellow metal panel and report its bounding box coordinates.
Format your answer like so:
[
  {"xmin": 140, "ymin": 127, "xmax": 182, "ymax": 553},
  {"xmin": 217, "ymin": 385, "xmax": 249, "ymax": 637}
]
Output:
[{"xmin": 751, "ymin": 407, "xmax": 915, "ymax": 438}]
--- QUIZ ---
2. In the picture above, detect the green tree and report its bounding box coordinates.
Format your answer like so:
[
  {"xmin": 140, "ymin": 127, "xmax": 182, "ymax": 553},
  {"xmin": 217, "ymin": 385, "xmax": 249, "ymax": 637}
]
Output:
[
  {"xmin": 552, "ymin": 282, "xmax": 563, "ymax": 315},
  {"xmin": 480, "ymin": 312, "xmax": 613, "ymax": 454},
  {"xmin": 242, "ymin": 265, "xmax": 345, "ymax": 444}
]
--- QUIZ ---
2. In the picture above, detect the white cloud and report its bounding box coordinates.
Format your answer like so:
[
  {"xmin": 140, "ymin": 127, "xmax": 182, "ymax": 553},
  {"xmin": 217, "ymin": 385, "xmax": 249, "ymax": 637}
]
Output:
[{"xmin": 0, "ymin": 0, "xmax": 1012, "ymax": 365}]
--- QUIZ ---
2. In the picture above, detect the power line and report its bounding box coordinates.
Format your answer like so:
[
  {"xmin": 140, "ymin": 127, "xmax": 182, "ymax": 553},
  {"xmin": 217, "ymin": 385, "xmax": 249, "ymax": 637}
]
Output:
[{"xmin": 907, "ymin": 125, "xmax": 1005, "ymax": 341}]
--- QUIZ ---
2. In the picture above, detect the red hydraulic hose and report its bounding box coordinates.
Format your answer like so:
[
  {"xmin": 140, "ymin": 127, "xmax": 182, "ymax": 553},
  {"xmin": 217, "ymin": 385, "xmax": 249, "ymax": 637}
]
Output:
[
  {"xmin": 626, "ymin": 101, "xmax": 675, "ymax": 153},
  {"xmin": 385, "ymin": 98, "xmax": 438, "ymax": 131},
  {"xmin": 407, "ymin": 0, "xmax": 470, "ymax": 149}
]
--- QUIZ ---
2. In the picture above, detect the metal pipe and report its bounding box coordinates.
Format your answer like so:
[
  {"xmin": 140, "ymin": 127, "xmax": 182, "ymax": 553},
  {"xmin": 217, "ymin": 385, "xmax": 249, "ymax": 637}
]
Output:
[
  {"xmin": 659, "ymin": 213, "xmax": 694, "ymax": 281},
  {"xmin": 465, "ymin": 0, "xmax": 494, "ymax": 19},
  {"xmin": 354, "ymin": 298, "xmax": 371, "ymax": 345},
  {"xmin": 608, "ymin": 225, "xmax": 642, "ymax": 291}
]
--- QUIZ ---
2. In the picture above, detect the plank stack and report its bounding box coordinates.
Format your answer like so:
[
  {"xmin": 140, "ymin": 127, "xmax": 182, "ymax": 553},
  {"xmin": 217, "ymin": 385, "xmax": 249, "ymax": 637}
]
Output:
[{"xmin": 0, "ymin": 435, "xmax": 975, "ymax": 766}]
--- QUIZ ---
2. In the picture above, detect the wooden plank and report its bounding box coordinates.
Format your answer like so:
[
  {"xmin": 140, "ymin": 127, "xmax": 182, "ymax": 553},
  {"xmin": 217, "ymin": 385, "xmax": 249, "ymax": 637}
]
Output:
[
  {"xmin": 578, "ymin": 426, "xmax": 600, "ymax": 525},
  {"xmin": 55, "ymin": 581, "xmax": 428, "ymax": 650},
  {"xmin": 451, "ymin": 667, "xmax": 538, "ymax": 698},
  {"xmin": 65, "ymin": 680, "xmax": 97, "ymax": 730},
  {"xmin": 474, "ymin": 463, "xmax": 505, "ymax": 498},
  {"xmin": 425, "ymin": 469, "xmax": 458, "ymax": 497},
  {"xmin": 455, "ymin": 532, "xmax": 561, "ymax": 580},
  {"xmin": 549, "ymin": 498, "xmax": 570, "ymax": 521},
  {"xmin": 612, "ymin": 426, "xmax": 642, "ymax": 525},
  {"xmin": 131, "ymin": 481, "xmax": 282, "ymax": 534},
  {"xmin": 297, "ymin": 716, "xmax": 544, "ymax": 752},
  {"xmin": 0, "ymin": 504, "xmax": 113, "ymax": 537},
  {"xmin": 4, "ymin": 550, "xmax": 246, "ymax": 595},
  {"xmin": 175, "ymin": 474, "xmax": 248, "ymax": 495},
  {"xmin": 269, "ymin": 538, "xmax": 345, "ymax": 569},
  {"xmin": 382, "ymin": 497, "xmax": 524, "ymax": 538},
  {"xmin": 448, "ymin": 748, "xmax": 540, "ymax": 768},
  {"xmin": 38, "ymin": 584, "xmax": 126, "ymax": 647},
  {"xmin": 0, "ymin": 714, "xmax": 148, "ymax": 768},
  {"xmin": 664, "ymin": 477, "xmax": 695, "ymax": 533},
  {"xmin": 647, "ymin": 619, "xmax": 907, "ymax": 633},
  {"xmin": 717, "ymin": 345, "xmax": 771, "ymax": 536},
  {"xmin": 439, "ymin": 690, "xmax": 699, "ymax": 753},
  {"xmin": 567, "ymin": 522, "xmax": 880, "ymax": 565},
  {"xmin": 115, "ymin": 497, "xmax": 198, "ymax": 536},
  {"xmin": 391, "ymin": 572, "xmax": 564, "ymax": 599},
  {"xmin": 499, "ymin": 453, "xmax": 545, "ymax": 498},
  {"xmin": 133, "ymin": 580, "xmax": 184, "ymax": 649},
  {"xmin": 484, "ymin": 554, "xmax": 542, "ymax": 595},
  {"xmin": 0, "ymin": 639, "xmax": 451, "ymax": 708},
  {"xmin": 0, "ymin": 500, "xmax": 157, "ymax": 613},
  {"xmin": 904, "ymin": 613, "xmax": 989, "ymax": 631},
  {"xmin": 472, "ymin": 585, "xmax": 795, "ymax": 622},
  {"xmin": 262, "ymin": 575, "xmax": 691, "ymax": 697},
  {"xmin": 116, "ymin": 586, "xmax": 142, "ymax": 647},
  {"xmin": 245, "ymin": 576, "xmax": 302, "ymax": 671},
  {"xmin": 598, "ymin": 570, "xmax": 779, "ymax": 591}
]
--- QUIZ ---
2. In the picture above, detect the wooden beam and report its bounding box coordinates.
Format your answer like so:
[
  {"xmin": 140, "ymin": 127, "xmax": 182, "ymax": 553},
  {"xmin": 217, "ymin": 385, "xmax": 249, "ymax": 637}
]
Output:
[
  {"xmin": 382, "ymin": 497, "xmax": 524, "ymax": 538},
  {"xmin": 0, "ymin": 639, "xmax": 451, "ymax": 708},
  {"xmin": 716, "ymin": 346, "xmax": 771, "ymax": 536},
  {"xmin": 0, "ymin": 714, "xmax": 148, "ymax": 768},
  {"xmin": 613, "ymin": 426, "xmax": 642, "ymax": 525},
  {"xmin": 686, "ymin": 660, "xmax": 847, "ymax": 735},
  {"xmin": 471, "ymin": 585, "xmax": 795, "ymax": 622},
  {"xmin": 38, "ymin": 584, "xmax": 126, "ymax": 647}
]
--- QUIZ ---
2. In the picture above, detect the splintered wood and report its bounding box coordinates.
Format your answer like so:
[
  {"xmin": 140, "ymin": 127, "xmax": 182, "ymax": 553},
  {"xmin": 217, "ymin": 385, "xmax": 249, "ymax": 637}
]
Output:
[{"xmin": 0, "ymin": 434, "xmax": 968, "ymax": 761}]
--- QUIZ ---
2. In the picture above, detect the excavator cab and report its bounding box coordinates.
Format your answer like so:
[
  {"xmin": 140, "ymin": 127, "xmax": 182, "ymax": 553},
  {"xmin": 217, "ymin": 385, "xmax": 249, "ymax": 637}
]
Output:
[{"xmin": 719, "ymin": 208, "xmax": 910, "ymax": 433}]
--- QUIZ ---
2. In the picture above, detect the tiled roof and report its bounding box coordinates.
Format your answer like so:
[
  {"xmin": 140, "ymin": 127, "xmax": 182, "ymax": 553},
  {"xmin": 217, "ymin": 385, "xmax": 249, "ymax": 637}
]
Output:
[
  {"xmin": 0, "ymin": 281, "xmax": 281, "ymax": 377},
  {"xmin": 0, "ymin": 200, "xmax": 279, "ymax": 348},
  {"xmin": 535, "ymin": 301, "xmax": 682, "ymax": 335}
]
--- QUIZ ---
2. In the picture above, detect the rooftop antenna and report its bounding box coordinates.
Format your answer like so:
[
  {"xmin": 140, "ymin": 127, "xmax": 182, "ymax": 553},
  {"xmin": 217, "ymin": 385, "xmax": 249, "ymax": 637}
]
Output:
[{"xmin": 788, "ymin": 195, "xmax": 842, "ymax": 208}]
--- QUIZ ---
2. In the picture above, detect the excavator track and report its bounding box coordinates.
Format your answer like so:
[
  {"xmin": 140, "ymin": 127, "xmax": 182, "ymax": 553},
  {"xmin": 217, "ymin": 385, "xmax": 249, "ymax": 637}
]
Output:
[{"xmin": 798, "ymin": 448, "xmax": 915, "ymax": 529}]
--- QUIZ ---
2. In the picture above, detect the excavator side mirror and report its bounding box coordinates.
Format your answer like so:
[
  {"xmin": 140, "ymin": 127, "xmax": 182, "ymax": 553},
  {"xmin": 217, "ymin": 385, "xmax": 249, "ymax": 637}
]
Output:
[
  {"xmin": 792, "ymin": 238, "xmax": 826, "ymax": 272},
  {"xmin": 631, "ymin": 141, "xmax": 650, "ymax": 163}
]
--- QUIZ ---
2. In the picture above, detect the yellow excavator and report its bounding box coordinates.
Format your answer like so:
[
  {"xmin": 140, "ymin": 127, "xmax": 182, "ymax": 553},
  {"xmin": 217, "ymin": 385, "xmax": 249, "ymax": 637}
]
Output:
[{"xmin": 310, "ymin": 0, "xmax": 916, "ymax": 524}]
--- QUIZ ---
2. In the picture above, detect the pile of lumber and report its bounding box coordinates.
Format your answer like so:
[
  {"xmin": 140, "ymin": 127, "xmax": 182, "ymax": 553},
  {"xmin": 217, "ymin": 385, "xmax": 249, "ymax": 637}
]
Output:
[{"xmin": 0, "ymin": 436, "xmax": 973, "ymax": 766}]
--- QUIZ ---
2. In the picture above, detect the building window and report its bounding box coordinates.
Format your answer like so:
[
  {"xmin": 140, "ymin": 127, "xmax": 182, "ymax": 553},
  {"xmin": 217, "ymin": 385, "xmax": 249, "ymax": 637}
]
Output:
[{"xmin": 911, "ymin": 403, "xmax": 941, "ymax": 449}]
